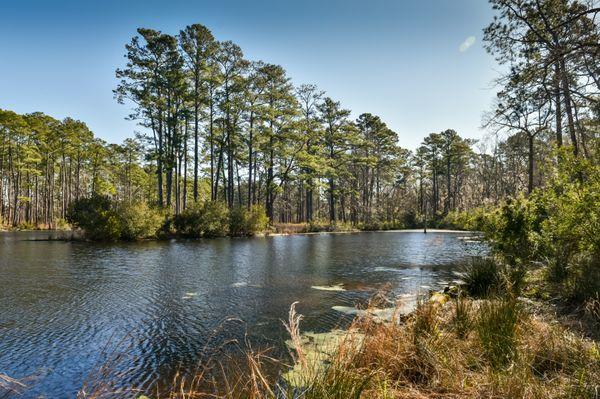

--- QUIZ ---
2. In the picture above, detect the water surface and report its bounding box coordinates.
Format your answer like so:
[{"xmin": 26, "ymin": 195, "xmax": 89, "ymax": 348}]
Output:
[{"xmin": 0, "ymin": 230, "xmax": 484, "ymax": 398}]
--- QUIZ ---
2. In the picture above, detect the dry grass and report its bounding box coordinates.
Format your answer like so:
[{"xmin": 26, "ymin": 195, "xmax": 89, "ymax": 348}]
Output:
[{"xmin": 0, "ymin": 373, "xmax": 26, "ymax": 397}]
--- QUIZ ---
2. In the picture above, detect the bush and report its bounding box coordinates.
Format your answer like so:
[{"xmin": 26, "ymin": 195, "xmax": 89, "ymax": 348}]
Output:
[
  {"xmin": 245, "ymin": 205, "xmax": 269, "ymax": 235},
  {"xmin": 442, "ymin": 207, "xmax": 492, "ymax": 231},
  {"xmin": 67, "ymin": 196, "xmax": 164, "ymax": 241},
  {"xmin": 483, "ymin": 195, "xmax": 546, "ymax": 266},
  {"xmin": 173, "ymin": 203, "xmax": 204, "ymax": 237},
  {"xmin": 67, "ymin": 196, "xmax": 122, "ymax": 241},
  {"xmin": 228, "ymin": 206, "xmax": 248, "ymax": 237},
  {"xmin": 563, "ymin": 252, "xmax": 600, "ymax": 303},
  {"xmin": 228, "ymin": 205, "xmax": 268, "ymax": 237},
  {"xmin": 173, "ymin": 201, "xmax": 229, "ymax": 238},
  {"xmin": 118, "ymin": 202, "xmax": 164, "ymax": 240},
  {"xmin": 199, "ymin": 201, "xmax": 229, "ymax": 237}
]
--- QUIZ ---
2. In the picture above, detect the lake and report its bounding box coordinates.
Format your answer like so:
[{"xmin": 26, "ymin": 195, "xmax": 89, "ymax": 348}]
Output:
[{"xmin": 0, "ymin": 230, "xmax": 484, "ymax": 398}]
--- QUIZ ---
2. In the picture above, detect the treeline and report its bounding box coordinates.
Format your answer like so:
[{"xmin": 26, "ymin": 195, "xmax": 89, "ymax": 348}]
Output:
[
  {"xmin": 481, "ymin": 0, "xmax": 599, "ymax": 191},
  {"xmin": 1, "ymin": 0, "xmax": 598, "ymax": 233},
  {"xmin": 114, "ymin": 25, "xmax": 414, "ymax": 226},
  {"xmin": 0, "ymin": 110, "xmax": 152, "ymax": 228},
  {"xmin": 445, "ymin": 0, "xmax": 600, "ymax": 309}
]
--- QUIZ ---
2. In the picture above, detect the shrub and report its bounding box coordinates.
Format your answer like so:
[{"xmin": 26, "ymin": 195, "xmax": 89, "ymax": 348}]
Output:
[
  {"xmin": 67, "ymin": 196, "xmax": 122, "ymax": 241},
  {"xmin": 228, "ymin": 205, "xmax": 268, "ymax": 237},
  {"xmin": 441, "ymin": 207, "xmax": 493, "ymax": 231},
  {"xmin": 483, "ymin": 195, "xmax": 546, "ymax": 265},
  {"xmin": 246, "ymin": 205, "xmax": 269, "ymax": 235},
  {"xmin": 199, "ymin": 201, "xmax": 229, "ymax": 237},
  {"xmin": 118, "ymin": 202, "xmax": 164, "ymax": 240},
  {"xmin": 563, "ymin": 252, "xmax": 600, "ymax": 303},
  {"xmin": 67, "ymin": 196, "xmax": 166, "ymax": 241},
  {"xmin": 228, "ymin": 206, "xmax": 248, "ymax": 237},
  {"xmin": 477, "ymin": 298, "xmax": 522, "ymax": 369},
  {"xmin": 173, "ymin": 203, "xmax": 204, "ymax": 237},
  {"xmin": 173, "ymin": 201, "xmax": 229, "ymax": 238}
]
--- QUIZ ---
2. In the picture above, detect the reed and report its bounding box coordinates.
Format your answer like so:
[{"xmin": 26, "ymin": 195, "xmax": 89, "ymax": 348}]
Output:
[{"xmin": 67, "ymin": 294, "xmax": 600, "ymax": 398}]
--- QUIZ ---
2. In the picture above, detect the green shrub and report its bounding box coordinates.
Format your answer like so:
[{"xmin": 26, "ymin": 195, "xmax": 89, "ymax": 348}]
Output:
[
  {"xmin": 546, "ymin": 158, "xmax": 599, "ymax": 304},
  {"xmin": 441, "ymin": 207, "xmax": 493, "ymax": 231},
  {"xmin": 229, "ymin": 205, "xmax": 269, "ymax": 237},
  {"xmin": 477, "ymin": 298, "xmax": 522, "ymax": 369},
  {"xmin": 173, "ymin": 203, "xmax": 204, "ymax": 237},
  {"xmin": 245, "ymin": 205, "xmax": 269, "ymax": 235},
  {"xmin": 563, "ymin": 252, "xmax": 600, "ymax": 303},
  {"xmin": 228, "ymin": 205, "xmax": 268, "ymax": 237},
  {"xmin": 118, "ymin": 202, "xmax": 164, "ymax": 240},
  {"xmin": 200, "ymin": 201, "xmax": 229, "ymax": 237},
  {"xmin": 66, "ymin": 195, "xmax": 121, "ymax": 241},
  {"xmin": 483, "ymin": 195, "xmax": 546, "ymax": 266},
  {"xmin": 173, "ymin": 201, "xmax": 229, "ymax": 238},
  {"xmin": 228, "ymin": 206, "xmax": 248, "ymax": 237}
]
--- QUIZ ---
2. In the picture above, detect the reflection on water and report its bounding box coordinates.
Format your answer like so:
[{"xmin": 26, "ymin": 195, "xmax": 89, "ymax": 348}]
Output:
[{"xmin": 0, "ymin": 230, "xmax": 485, "ymax": 397}]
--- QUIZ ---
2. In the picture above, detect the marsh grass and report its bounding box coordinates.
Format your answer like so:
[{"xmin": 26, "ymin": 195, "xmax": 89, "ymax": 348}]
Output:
[
  {"xmin": 33, "ymin": 290, "xmax": 600, "ymax": 399},
  {"xmin": 476, "ymin": 298, "xmax": 522, "ymax": 369},
  {"xmin": 451, "ymin": 296, "xmax": 473, "ymax": 339},
  {"xmin": 461, "ymin": 257, "xmax": 503, "ymax": 297}
]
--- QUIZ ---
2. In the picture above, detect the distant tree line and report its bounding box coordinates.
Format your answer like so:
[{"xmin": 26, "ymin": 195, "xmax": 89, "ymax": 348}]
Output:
[
  {"xmin": 0, "ymin": 110, "xmax": 151, "ymax": 228},
  {"xmin": 1, "ymin": 0, "xmax": 598, "ymax": 230}
]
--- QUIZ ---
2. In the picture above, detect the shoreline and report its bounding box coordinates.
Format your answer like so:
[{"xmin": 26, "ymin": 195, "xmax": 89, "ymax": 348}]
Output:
[{"xmin": 0, "ymin": 227, "xmax": 477, "ymax": 242}]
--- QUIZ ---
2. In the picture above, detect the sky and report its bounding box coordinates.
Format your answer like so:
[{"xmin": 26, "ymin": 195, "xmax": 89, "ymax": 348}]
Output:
[{"xmin": 0, "ymin": 0, "xmax": 501, "ymax": 150}]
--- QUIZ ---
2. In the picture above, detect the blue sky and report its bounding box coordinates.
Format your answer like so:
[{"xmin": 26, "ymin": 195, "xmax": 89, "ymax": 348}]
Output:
[{"xmin": 0, "ymin": 0, "xmax": 499, "ymax": 150}]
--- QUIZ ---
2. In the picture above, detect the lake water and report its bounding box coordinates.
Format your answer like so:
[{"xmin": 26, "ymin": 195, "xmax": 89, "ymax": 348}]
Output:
[{"xmin": 0, "ymin": 230, "xmax": 485, "ymax": 398}]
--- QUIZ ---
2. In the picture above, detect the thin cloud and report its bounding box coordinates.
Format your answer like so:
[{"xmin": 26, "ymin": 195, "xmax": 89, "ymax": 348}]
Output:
[{"xmin": 459, "ymin": 36, "xmax": 476, "ymax": 52}]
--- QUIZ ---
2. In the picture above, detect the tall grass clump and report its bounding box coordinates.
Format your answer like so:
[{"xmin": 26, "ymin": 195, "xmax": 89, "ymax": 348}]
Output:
[
  {"xmin": 476, "ymin": 298, "xmax": 523, "ymax": 369},
  {"xmin": 462, "ymin": 257, "xmax": 503, "ymax": 297},
  {"xmin": 563, "ymin": 252, "xmax": 600, "ymax": 304},
  {"xmin": 451, "ymin": 295, "xmax": 473, "ymax": 339}
]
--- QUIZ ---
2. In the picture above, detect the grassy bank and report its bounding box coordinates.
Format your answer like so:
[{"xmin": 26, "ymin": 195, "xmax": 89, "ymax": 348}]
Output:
[{"xmin": 71, "ymin": 260, "xmax": 598, "ymax": 398}]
